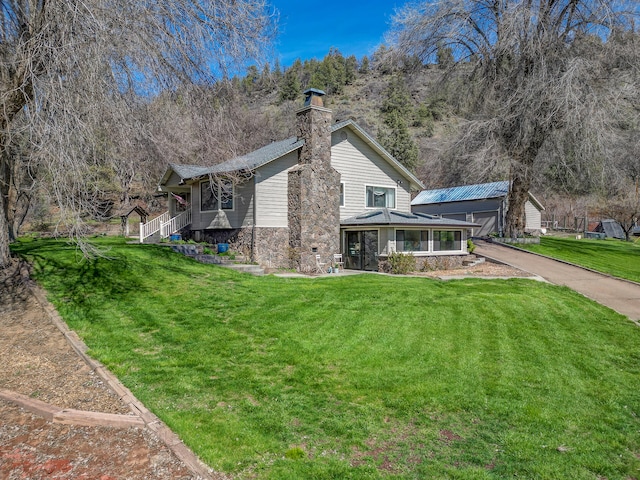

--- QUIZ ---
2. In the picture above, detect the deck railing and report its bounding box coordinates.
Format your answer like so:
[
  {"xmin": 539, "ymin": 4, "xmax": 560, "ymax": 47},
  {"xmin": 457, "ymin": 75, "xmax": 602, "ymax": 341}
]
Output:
[
  {"xmin": 139, "ymin": 211, "xmax": 170, "ymax": 243},
  {"xmin": 160, "ymin": 209, "xmax": 192, "ymax": 239}
]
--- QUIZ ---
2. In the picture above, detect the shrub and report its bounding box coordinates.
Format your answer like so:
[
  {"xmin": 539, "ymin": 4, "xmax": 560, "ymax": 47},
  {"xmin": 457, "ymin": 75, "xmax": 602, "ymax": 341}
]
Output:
[
  {"xmin": 387, "ymin": 252, "xmax": 416, "ymax": 274},
  {"xmin": 467, "ymin": 238, "xmax": 476, "ymax": 254}
]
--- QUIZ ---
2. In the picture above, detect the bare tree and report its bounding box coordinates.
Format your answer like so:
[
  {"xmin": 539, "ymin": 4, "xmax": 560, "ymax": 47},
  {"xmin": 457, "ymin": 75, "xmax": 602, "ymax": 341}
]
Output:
[
  {"xmin": 389, "ymin": 0, "xmax": 639, "ymax": 237},
  {"xmin": 595, "ymin": 194, "xmax": 640, "ymax": 241},
  {"xmin": 0, "ymin": 1, "xmax": 275, "ymax": 267}
]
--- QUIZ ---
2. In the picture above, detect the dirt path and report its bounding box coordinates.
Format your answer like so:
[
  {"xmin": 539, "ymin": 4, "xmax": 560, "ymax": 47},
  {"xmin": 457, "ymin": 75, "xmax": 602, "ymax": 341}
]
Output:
[
  {"xmin": 474, "ymin": 240, "xmax": 640, "ymax": 322},
  {"xmin": 0, "ymin": 262, "xmax": 212, "ymax": 480}
]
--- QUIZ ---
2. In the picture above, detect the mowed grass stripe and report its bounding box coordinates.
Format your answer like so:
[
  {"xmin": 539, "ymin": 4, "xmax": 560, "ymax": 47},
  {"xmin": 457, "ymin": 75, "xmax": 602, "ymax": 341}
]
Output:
[{"xmin": 519, "ymin": 236, "xmax": 640, "ymax": 283}]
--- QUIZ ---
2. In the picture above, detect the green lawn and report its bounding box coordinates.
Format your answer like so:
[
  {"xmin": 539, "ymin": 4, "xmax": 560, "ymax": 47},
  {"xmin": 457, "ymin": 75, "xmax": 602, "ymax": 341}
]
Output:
[
  {"xmin": 517, "ymin": 236, "xmax": 640, "ymax": 283},
  {"xmin": 12, "ymin": 237, "xmax": 640, "ymax": 479}
]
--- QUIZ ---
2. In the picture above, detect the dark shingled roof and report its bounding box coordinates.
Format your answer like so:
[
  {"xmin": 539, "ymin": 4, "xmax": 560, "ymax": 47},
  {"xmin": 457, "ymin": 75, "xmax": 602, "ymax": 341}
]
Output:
[
  {"xmin": 341, "ymin": 209, "xmax": 479, "ymax": 227},
  {"xmin": 164, "ymin": 120, "xmax": 424, "ymax": 189},
  {"xmin": 169, "ymin": 137, "xmax": 304, "ymax": 181}
]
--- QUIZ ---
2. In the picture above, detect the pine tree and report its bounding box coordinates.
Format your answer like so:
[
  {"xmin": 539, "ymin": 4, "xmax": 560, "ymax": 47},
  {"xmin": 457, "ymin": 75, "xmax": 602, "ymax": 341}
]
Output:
[
  {"xmin": 345, "ymin": 55, "xmax": 358, "ymax": 85},
  {"xmin": 278, "ymin": 66, "xmax": 301, "ymax": 103},
  {"xmin": 379, "ymin": 76, "xmax": 420, "ymax": 170},
  {"xmin": 379, "ymin": 111, "xmax": 419, "ymax": 171},
  {"xmin": 242, "ymin": 65, "xmax": 259, "ymax": 93},
  {"xmin": 359, "ymin": 56, "xmax": 370, "ymax": 75}
]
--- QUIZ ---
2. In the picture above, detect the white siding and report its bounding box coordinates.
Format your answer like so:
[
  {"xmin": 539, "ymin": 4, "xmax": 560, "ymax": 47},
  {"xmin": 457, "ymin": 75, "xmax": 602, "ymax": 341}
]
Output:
[
  {"xmin": 254, "ymin": 151, "xmax": 298, "ymax": 227},
  {"xmin": 331, "ymin": 133, "xmax": 412, "ymax": 219},
  {"xmin": 525, "ymin": 200, "xmax": 542, "ymax": 230}
]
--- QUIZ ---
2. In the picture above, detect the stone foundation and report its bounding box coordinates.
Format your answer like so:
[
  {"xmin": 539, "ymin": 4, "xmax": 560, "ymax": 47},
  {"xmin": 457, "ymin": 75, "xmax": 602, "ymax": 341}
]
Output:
[
  {"xmin": 186, "ymin": 228, "xmax": 252, "ymax": 258},
  {"xmin": 253, "ymin": 227, "xmax": 290, "ymax": 269},
  {"xmin": 186, "ymin": 227, "xmax": 292, "ymax": 269}
]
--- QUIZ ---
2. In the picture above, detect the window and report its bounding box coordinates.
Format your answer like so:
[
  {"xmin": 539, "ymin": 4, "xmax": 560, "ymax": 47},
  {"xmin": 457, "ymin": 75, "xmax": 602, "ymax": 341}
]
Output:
[
  {"xmin": 433, "ymin": 230, "xmax": 462, "ymax": 251},
  {"xmin": 201, "ymin": 179, "xmax": 234, "ymax": 212},
  {"xmin": 340, "ymin": 182, "xmax": 345, "ymax": 207},
  {"xmin": 396, "ymin": 230, "xmax": 429, "ymax": 252},
  {"xmin": 220, "ymin": 180, "xmax": 234, "ymax": 210},
  {"xmin": 201, "ymin": 181, "xmax": 217, "ymax": 211},
  {"xmin": 366, "ymin": 185, "xmax": 395, "ymax": 209}
]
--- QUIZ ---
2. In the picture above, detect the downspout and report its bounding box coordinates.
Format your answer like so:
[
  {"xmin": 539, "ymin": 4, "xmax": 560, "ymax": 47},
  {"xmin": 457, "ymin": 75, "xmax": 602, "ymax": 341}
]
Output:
[{"xmin": 251, "ymin": 176, "xmax": 256, "ymax": 263}]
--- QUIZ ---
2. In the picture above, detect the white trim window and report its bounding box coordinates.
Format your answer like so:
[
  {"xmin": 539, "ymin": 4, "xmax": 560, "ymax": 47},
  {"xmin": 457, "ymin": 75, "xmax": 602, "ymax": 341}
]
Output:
[
  {"xmin": 200, "ymin": 179, "xmax": 234, "ymax": 212},
  {"xmin": 396, "ymin": 229, "xmax": 429, "ymax": 253},
  {"xmin": 366, "ymin": 185, "xmax": 396, "ymax": 209},
  {"xmin": 433, "ymin": 230, "xmax": 462, "ymax": 251},
  {"xmin": 340, "ymin": 182, "xmax": 345, "ymax": 207}
]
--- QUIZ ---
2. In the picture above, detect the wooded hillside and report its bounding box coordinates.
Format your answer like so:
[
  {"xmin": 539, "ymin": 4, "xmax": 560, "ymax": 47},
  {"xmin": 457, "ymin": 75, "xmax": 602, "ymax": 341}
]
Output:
[{"xmin": 16, "ymin": 34, "xmax": 640, "ymax": 235}]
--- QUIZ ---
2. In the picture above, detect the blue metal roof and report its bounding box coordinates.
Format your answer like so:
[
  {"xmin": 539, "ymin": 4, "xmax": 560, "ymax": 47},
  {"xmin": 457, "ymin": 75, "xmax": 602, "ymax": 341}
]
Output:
[{"xmin": 411, "ymin": 181, "xmax": 510, "ymax": 206}]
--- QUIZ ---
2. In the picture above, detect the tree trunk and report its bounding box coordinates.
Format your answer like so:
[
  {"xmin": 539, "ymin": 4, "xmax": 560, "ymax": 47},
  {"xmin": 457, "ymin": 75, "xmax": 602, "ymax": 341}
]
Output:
[
  {"xmin": 505, "ymin": 162, "xmax": 532, "ymax": 238},
  {"xmin": 0, "ymin": 190, "xmax": 11, "ymax": 268}
]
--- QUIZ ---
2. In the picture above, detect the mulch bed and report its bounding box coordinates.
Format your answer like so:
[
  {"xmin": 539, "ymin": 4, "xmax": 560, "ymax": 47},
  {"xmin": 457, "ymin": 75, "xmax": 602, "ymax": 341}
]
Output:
[{"xmin": 0, "ymin": 260, "xmax": 198, "ymax": 479}]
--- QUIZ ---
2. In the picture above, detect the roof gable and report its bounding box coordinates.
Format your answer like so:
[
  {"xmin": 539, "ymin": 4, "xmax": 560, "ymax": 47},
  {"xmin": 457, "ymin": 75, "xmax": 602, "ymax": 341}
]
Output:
[
  {"xmin": 160, "ymin": 120, "xmax": 424, "ymax": 190},
  {"xmin": 331, "ymin": 120, "xmax": 424, "ymax": 190}
]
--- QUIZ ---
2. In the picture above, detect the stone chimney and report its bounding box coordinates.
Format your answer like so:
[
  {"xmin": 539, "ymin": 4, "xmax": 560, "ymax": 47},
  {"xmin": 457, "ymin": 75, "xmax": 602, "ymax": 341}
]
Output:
[{"xmin": 288, "ymin": 89, "xmax": 341, "ymax": 272}]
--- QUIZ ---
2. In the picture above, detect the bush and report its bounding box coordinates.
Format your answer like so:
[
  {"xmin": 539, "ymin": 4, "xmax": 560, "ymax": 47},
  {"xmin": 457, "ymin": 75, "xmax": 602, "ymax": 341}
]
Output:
[
  {"xmin": 387, "ymin": 252, "xmax": 416, "ymax": 274},
  {"xmin": 467, "ymin": 238, "xmax": 476, "ymax": 253}
]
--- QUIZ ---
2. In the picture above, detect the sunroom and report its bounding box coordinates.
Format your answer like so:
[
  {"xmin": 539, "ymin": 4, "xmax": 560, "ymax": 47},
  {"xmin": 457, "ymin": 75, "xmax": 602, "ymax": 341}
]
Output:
[{"xmin": 340, "ymin": 209, "xmax": 479, "ymax": 271}]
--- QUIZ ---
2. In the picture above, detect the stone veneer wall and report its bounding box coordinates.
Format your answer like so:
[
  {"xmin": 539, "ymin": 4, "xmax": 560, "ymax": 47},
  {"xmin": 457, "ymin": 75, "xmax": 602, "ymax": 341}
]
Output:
[
  {"xmin": 189, "ymin": 228, "xmax": 252, "ymax": 258},
  {"xmin": 253, "ymin": 227, "xmax": 290, "ymax": 269},
  {"xmin": 288, "ymin": 104, "xmax": 341, "ymax": 273},
  {"xmin": 187, "ymin": 227, "xmax": 291, "ymax": 268}
]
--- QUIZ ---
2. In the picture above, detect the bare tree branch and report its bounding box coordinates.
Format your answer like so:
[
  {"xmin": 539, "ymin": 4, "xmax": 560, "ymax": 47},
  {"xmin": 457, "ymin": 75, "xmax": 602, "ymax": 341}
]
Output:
[{"xmin": 0, "ymin": 0, "xmax": 276, "ymax": 266}]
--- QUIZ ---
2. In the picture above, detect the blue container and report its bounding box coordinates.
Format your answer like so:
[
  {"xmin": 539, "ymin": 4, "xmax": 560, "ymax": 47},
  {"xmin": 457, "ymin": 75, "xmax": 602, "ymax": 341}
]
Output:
[
  {"xmin": 217, "ymin": 243, "xmax": 229, "ymax": 253},
  {"xmin": 170, "ymin": 234, "xmax": 181, "ymax": 241}
]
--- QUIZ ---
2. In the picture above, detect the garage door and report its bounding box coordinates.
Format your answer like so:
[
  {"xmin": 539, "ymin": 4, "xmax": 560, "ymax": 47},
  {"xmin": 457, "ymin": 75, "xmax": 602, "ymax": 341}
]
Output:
[{"xmin": 473, "ymin": 211, "xmax": 499, "ymax": 237}]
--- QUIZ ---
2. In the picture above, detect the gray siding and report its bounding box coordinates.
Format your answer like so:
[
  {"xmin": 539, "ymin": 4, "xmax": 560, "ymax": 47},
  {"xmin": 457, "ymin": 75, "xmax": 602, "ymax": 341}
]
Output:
[
  {"xmin": 331, "ymin": 133, "xmax": 412, "ymax": 219},
  {"xmin": 412, "ymin": 197, "xmax": 543, "ymax": 234},
  {"xmin": 254, "ymin": 151, "xmax": 298, "ymax": 227},
  {"xmin": 412, "ymin": 198, "xmax": 502, "ymax": 217},
  {"xmin": 190, "ymin": 179, "xmax": 254, "ymax": 230},
  {"xmin": 164, "ymin": 171, "xmax": 184, "ymax": 188}
]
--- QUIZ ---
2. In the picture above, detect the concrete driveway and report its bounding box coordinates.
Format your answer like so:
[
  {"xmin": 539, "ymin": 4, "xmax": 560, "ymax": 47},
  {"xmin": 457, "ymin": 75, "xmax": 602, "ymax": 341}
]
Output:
[{"xmin": 473, "ymin": 239, "xmax": 640, "ymax": 322}]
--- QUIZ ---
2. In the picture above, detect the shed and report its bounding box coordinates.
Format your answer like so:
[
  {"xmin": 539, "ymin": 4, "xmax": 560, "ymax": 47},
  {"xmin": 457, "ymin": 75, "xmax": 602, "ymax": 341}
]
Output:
[
  {"xmin": 594, "ymin": 219, "xmax": 626, "ymax": 240},
  {"xmin": 411, "ymin": 181, "xmax": 545, "ymax": 237}
]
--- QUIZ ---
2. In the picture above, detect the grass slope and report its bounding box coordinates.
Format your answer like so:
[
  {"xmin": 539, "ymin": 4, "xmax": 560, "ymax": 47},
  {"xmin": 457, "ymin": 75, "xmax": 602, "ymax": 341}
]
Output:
[
  {"xmin": 13, "ymin": 237, "xmax": 640, "ymax": 479},
  {"xmin": 518, "ymin": 236, "xmax": 640, "ymax": 283}
]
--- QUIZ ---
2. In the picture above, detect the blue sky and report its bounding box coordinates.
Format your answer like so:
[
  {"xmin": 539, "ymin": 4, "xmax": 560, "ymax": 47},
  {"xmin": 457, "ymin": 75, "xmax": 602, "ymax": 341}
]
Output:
[{"xmin": 271, "ymin": 0, "xmax": 402, "ymax": 67}]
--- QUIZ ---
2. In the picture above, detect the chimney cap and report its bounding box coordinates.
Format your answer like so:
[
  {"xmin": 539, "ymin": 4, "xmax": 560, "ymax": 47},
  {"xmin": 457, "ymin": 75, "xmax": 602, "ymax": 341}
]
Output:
[{"xmin": 303, "ymin": 88, "xmax": 326, "ymax": 107}]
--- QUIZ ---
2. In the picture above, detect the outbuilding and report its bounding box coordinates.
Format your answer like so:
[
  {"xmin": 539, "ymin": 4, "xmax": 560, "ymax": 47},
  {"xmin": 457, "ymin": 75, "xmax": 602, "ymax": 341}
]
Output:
[{"xmin": 411, "ymin": 181, "xmax": 545, "ymax": 237}]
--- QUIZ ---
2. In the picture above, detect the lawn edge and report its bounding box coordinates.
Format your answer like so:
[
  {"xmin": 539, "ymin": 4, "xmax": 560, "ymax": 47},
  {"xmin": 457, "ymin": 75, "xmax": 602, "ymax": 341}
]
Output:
[
  {"xmin": 489, "ymin": 238, "xmax": 640, "ymax": 287},
  {"xmin": 27, "ymin": 280, "xmax": 222, "ymax": 480}
]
